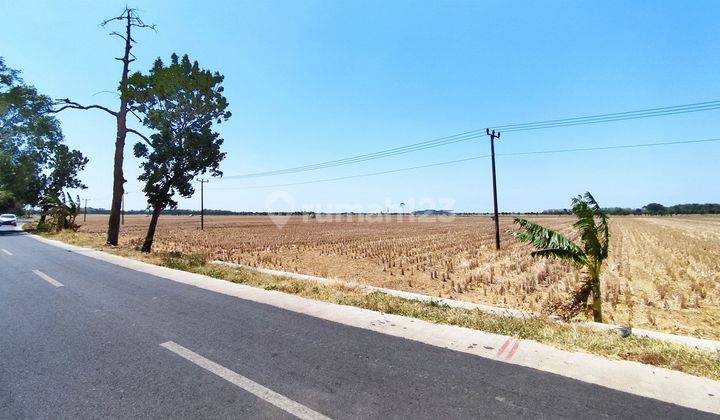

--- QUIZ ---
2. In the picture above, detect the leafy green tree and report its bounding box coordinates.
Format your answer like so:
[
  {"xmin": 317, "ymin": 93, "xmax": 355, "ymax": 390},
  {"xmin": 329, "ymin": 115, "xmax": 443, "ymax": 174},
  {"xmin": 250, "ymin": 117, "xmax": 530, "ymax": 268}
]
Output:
[
  {"xmin": 36, "ymin": 144, "xmax": 89, "ymax": 222},
  {"xmin": 643, "ymin": 203, "xmax": 666, "ymax": 215},
  {"xmin": 513, "ymin": 192, "xmax": 609, "ymax": 322},
  {"xmin": 0, "ymin": 190, "xmax": 18, "ymax": 213},
  {"xmin": 127, "ymin": 54, "xmax": 230, "ymax": 252},
  {"xmin": 0, "ymin": 57, "xmax": 88, "ymax": 216}
]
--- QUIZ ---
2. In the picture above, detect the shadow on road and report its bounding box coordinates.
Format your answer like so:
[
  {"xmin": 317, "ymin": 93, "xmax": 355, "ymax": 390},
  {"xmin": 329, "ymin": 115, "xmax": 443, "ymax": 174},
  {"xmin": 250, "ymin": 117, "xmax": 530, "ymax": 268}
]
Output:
[{"xmin": 0, "ymin": 227, "xmax": 27, "ymax": 236}]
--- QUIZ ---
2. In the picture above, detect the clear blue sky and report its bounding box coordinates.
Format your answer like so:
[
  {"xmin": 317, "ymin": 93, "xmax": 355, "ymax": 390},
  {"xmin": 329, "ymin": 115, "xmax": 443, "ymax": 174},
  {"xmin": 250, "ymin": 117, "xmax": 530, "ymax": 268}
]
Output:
[{"xmin": 3, "ymin": 1, "xmax": 719, "ymax": 212}]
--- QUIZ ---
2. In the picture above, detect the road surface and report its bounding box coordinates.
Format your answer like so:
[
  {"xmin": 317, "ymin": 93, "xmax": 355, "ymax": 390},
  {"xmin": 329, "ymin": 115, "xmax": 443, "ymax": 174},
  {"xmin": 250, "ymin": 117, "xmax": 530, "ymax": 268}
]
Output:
[{"xmin": 0, "ymin": 226, "xmax": 715, "ymax": 419}]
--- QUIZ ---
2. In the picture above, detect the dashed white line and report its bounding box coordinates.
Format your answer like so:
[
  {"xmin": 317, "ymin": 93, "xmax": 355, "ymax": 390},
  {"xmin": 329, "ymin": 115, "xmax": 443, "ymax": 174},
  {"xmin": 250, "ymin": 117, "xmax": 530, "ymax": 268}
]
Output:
[
  {"xmin": 160, "ymin": 341, "xmax": 331, "ymax": 420},
  {"xmin": 32, "ymin": 270, "xmax": 64, "ymax": 287},
  {"xmin": 1, "ymin": 249, "xmax": 12, "ymax": 255}
]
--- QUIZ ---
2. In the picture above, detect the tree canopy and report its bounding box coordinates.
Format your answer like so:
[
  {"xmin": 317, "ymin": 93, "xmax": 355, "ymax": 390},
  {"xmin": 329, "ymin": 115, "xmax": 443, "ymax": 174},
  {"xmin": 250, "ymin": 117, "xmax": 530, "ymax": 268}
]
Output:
[
  {"xmin": 127, "ymin": 53, "xmax": 230, "ymax": 252},
  {"xmin": 0, "ymin": 57, "xmax": 87, "ymax": 213}
]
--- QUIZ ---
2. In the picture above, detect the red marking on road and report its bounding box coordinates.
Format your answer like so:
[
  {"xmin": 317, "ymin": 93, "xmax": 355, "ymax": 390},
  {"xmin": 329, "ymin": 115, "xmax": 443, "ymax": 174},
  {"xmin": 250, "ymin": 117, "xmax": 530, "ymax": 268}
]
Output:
[
  {"xmin": 496, "ymin": 338, "xmax": 521, "ymax": 360},
  {"xmin": 496, "ymin": 338, "xmax": 511, "ymax": 357},
  {"xmin": 505, "ymin": 340, "xmax": 521, "ymax": 360}
]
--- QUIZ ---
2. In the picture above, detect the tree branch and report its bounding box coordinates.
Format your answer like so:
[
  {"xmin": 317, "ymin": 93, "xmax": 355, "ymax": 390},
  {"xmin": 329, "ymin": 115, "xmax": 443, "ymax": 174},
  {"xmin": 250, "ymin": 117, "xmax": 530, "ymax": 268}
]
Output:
[
  {"xmin": 50, "ymin": 99, "xmax": 117, "ymax": 116},
  {"xmin": 100, "ymin": 7, "xmax": 132, "ymax": 27},
  {"xmin": 101, "ymin": 8, "xmax": 156, "ymax": 31},
  {"xmin": 129, "ymin": 109, "xmax": 143, "ymax": 123},
  {"xmin": 109, "ymin": 31, "xmax": 128, "ymax": 42},
  {"xmin": 127, "ymin": 128, "xmax": 151, "ymax": 144}
]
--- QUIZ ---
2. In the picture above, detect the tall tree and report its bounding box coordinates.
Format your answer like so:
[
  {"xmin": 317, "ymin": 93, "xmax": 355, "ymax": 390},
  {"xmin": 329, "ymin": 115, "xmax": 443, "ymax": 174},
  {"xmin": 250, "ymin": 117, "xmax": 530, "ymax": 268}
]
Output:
[
  {"xmin": 51, "ymin": 7, "xmax": 154, "ymax": 245},
  {"xmin": 127, "ymin": 54, "xmax": 230, "ymax": 252},
  {"xmin": 513, "ymin": 192, "xmax": 610, "ymax": 322},
  {"xmin": 643, "ymin": 203, "xmax": 667, "ymax": 215},
  {"xmin": 0, "ymin": 57, "xmax": 87, "ymax": 214}
]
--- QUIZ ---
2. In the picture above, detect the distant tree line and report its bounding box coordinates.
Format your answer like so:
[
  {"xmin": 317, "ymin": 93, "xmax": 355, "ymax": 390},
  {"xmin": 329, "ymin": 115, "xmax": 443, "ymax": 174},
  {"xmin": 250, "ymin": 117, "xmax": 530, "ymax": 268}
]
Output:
[
  {"xmin": 542, "ymin": 203, "xmax": 720, "ymax": 216},
  {"xmin": 68, "ymin": 208, "xmax": 320, "ymax": 216},
  {"xmin": 68, "ymin": 204, "xmax": 720, "ymax": 217}
]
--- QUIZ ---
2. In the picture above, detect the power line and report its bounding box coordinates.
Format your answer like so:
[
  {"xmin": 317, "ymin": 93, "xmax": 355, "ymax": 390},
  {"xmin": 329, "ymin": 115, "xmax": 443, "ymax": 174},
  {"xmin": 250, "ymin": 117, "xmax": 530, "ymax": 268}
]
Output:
[
  {"xmin": 494, "ymin": 101, "xmax": 720, "ymax": 131},
  {"xmin": 210, "ymin": 137, "xmax": 720, "ymax": 191},
  {"xmin": 502, "ymin": 104, "xmax": 720, "ymax": 133},
  {"xmin": 83, "ymin": 190, "xmax": 143, "ymax": 202},
  {"xmin": 224, "ymin": 100, "xmax": 720, "ymax": 179},
  {"xmin": 216, "ymin": 156, "xmax": 490, "ymax": 189},
  {"xmin": 498, "ymin": 137, "xmax": 720, "ymax": 156},
  {"xmin": 225, "ymin": 130, "xmax": 488, "ymax": 179}
]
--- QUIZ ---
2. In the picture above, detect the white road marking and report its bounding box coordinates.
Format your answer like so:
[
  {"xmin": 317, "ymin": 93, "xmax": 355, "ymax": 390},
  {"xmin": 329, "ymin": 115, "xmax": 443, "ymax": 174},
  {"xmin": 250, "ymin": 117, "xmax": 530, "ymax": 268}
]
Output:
[
  {"xmin": 160, "ymin": 341, "xmax": 332, "ymax": 420},
  {"xmin": 1, "ymin": 249, "xmax": 12, "ymax": 255},
  {"xmin": 32, "ymin": 270, "xmax": 64, "ymax": 287}
]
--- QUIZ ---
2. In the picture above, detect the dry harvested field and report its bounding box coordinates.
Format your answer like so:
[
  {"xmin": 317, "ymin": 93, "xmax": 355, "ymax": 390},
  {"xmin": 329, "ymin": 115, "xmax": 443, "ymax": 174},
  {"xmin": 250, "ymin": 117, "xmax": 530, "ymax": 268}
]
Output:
[{"xmin": 74, "ymin": 214, "xmax": 720, "ymax": 339}]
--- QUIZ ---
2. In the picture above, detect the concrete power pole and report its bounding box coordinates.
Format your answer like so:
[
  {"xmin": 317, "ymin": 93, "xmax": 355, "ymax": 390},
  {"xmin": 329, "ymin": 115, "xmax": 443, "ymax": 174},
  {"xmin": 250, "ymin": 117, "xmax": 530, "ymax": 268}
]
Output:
[
  {"xmin": 486, "ymin": 128, "xmax": 501, "ymax": 250},
  {"xmin": 84, "ymin": 199, "xmax": 88, "ymax": 222},
  {"xmin": 198, "ymin": 179, "xmax": 208, "ymax": 230}
]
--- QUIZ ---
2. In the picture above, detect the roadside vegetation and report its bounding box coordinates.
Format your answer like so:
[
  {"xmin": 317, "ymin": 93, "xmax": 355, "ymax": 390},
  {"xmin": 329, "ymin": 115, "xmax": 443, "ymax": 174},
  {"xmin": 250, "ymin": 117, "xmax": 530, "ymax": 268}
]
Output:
[
  {"xmin": 22, "ymin": 225, "xmax": 720, "ymax": 380},
  {"xmin": 514, "ymin": 192, "xmax": 609, "ymax": 322},
  {"xmin": 54, "ymin": 213, "xmax": 720, "ymax": 340},
  {"xmin": 0, "ymin": 58, "xmax": 87, "ymax": 219}
]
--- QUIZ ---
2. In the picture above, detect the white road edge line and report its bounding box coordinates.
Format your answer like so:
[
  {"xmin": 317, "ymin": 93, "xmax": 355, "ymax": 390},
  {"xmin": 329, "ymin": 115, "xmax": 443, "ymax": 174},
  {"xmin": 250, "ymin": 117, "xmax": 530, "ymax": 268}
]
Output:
[
  {"xmin": 160, "ymin": 341, "xmax": 332, "ymax": 420},
  {"xmin": 32, "ymin": 269, "xmax": 64, "ymax": 287},
  {"xmin": 1, "ymin": 249, "xmax": 12, "ymax": 255}
]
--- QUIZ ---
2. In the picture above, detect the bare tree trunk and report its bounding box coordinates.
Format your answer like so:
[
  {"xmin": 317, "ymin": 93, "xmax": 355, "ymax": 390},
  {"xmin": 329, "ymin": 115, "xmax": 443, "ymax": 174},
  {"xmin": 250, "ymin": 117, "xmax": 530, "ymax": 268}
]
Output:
[
  {"xmin": 105, "ymin": 11, "xmax": 133, "ymax": 246},
  {"xmin": 591, "ymin": 276, "xmax": 602, "ymax": 322},
  {"xmin": 48, "ymin": 8, "xmax": 153, "ymax": 244},
  {"xmin": 106, "ymin": 107, "xmax": 127, "ymax": 245},
  {"xmin": 141, "ymin": 206, "xmax": 163, "ymax": 253}
]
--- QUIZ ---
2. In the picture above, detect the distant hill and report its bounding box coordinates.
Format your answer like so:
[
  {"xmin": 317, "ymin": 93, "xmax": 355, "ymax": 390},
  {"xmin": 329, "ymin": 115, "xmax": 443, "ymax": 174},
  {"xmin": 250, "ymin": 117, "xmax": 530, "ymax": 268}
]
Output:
[{"xmin": 412, "ymin": 209, "xmax": 453, "ymax": 216}]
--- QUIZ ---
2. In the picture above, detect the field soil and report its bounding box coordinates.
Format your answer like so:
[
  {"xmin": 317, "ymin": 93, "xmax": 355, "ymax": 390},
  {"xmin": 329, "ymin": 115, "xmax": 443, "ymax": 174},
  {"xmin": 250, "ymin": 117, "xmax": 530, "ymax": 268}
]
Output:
[{"xmin": 72, "ymin": 214, "xmax": 720, "ymax": 339}]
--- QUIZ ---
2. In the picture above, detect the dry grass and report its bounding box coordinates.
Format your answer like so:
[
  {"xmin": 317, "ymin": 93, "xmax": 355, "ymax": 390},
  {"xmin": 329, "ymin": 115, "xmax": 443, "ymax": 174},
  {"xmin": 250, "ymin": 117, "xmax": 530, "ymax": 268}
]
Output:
[{"xmin": 59, "ymin": 213, "xmax": 720, "ymax": 339}]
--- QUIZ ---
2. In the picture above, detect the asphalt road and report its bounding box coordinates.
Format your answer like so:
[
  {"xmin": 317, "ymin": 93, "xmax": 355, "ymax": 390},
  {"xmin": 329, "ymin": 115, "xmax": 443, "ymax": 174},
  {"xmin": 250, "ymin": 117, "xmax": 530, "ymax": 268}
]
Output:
[{"xmin": 0, "ymin": 226, "xmax": 714, "ymax": 419}]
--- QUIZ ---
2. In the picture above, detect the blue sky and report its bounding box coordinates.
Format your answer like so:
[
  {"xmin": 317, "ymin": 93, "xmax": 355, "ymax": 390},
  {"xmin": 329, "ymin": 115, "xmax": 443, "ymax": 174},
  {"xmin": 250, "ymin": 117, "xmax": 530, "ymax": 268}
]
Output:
[{"xmin": 2, "ymin": 0, "xmax": 720, "ymax": 212}]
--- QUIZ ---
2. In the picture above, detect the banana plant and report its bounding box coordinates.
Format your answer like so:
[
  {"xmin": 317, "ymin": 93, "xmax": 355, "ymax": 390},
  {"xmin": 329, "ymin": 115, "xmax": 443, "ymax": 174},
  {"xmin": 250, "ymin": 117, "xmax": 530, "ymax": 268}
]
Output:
[
  {"xmin": 513, "ymin": 192, "xmax": 609, "ymax": 322},
  {"xmin": 39, "ymin": 192, "xmax": 81, "ymax": 231}
]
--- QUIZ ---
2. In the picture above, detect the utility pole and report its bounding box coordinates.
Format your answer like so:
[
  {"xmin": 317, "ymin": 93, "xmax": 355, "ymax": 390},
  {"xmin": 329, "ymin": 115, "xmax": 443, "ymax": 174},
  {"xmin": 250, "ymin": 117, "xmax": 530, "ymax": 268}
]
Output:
[
  {"xmin": 121, "ymin": 193, "xmax": 125, "ymax": 225},
  {"xmin": 198, "ymin": 179, "xmax": 208, "ymax": 230},
  {"xmin": 486, "ymin": 128, "xmax": 501, "ymax": 250},
  {"xmin": 84, "ymin": 199, "xmax": 88, "ymax": 222}
]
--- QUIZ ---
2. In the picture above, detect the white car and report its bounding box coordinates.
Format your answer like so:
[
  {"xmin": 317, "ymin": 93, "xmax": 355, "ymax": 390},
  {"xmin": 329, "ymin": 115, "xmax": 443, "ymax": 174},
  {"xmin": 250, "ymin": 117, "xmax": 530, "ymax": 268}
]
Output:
[{"xmin": 0, "ymin": 214, "xmax": 18, "ymax": 226}]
